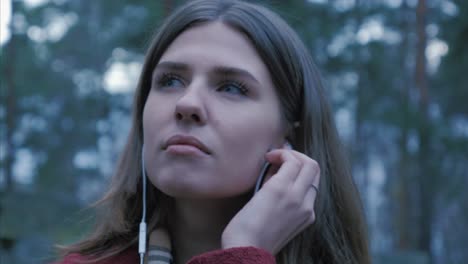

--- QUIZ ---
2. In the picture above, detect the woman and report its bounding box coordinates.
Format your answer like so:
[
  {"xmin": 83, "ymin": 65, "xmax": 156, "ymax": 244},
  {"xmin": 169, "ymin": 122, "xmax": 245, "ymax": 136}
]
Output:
[{"xmin": 57, "ymin": 0, "xmax": 370, "ymax": 263}]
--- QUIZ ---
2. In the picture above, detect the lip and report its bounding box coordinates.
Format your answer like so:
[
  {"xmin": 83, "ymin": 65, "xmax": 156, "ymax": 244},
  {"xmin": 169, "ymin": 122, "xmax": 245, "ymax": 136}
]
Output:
[{"xmin": 163, "ymin": 134, "xmax": 211, "ymax": 155}]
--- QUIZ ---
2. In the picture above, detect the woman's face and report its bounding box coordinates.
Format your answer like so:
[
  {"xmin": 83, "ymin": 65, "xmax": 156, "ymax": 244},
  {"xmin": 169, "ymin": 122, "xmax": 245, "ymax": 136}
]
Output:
[{"xmin": 143, "ymin": 22, "xmax": 285, "ymax": 199}]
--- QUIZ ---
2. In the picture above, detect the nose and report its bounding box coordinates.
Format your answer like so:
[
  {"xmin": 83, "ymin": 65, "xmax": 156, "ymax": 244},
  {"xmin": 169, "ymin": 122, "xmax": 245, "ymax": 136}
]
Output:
[{"xmin": 174, "ymin": 87, "xmax": 207, "ymax": 125}]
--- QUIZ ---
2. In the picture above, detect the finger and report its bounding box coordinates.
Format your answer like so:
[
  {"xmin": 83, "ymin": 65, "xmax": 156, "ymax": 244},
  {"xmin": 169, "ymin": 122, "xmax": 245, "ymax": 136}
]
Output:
[
  {"xmin": 303, "ymin": 186, "xmax": 317, "ymax": 222},
  {"xmin": 312, "ymin": 162, "xmax": 320, "ymax": 191},
  {"xmin": 260, "ymin": 162, "xmax": 279, "ymax": 186},
  {"xmin": 292, "ymin": 158, "xmax": 320, "ymax": 199},
  {"xmin": 276, "ymin": 149, "xmax": 320, "ymax": 198},
  {"xmin": 263, "ymin": 146, "xmax": 300, "ymax": 183},
  {"xmin": 265, "ymin": 148, "xmax": 304, "ymax": 167},
  {"xmin": 288, "ymin": 150, "xmax": 321, "ymax": 192},
  {"xmin": 254, "ymin": 145, "xmax": 290, "ymax": 188},
  {"xmin": 259, "ymin": 144, "xmax": 295, "ymax": 184},
  {"xmin": 264, "ymin": 149, "xmax": 302, "ymax": 186}
]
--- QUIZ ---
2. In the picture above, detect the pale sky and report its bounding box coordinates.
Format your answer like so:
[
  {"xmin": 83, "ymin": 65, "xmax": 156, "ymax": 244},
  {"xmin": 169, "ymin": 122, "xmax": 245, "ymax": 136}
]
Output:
[{"xmin": 0, "ymin": 0, "xmax": 11, "ymax": 45}]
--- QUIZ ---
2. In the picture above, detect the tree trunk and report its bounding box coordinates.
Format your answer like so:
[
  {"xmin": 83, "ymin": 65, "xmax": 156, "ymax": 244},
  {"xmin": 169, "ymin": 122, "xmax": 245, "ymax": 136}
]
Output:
[
  {"xmin": 3, "ymin": 4, "xmax": 17, "ymax": 193},
  {"xmin": 1, "ymin": 2, "xmax": 18, "ymax": 255},
  {"xmin": 415, "ymin": 0, "xmax": 433, "ymax": 262},
  {"xmin": 352, "ymin": 0, "xmax": 369, "ymax": 198},
  {"xmin": 396, "ymin": 0, "xmax": 412, "ymax": 251}
]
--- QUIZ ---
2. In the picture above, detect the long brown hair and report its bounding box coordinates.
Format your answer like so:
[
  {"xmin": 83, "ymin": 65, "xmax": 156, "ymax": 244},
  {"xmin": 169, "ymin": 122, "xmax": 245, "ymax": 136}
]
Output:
[{"xmin": 60, "ymin": 1, "xmax": 370, "ymax": 263}]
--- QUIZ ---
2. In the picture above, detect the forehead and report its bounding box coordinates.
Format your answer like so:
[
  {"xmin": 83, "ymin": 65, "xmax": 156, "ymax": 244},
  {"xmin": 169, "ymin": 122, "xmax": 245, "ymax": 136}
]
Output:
[{"xmin": 157, "ymin": 22, "xmax": 271, "ymax": 82}]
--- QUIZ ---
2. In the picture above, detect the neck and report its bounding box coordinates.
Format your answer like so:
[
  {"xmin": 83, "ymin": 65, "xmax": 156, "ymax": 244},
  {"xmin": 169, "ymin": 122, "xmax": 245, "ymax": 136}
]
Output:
[{"xmin": 169, "ymin": 195, "xmax": 249, "ymax": 264}]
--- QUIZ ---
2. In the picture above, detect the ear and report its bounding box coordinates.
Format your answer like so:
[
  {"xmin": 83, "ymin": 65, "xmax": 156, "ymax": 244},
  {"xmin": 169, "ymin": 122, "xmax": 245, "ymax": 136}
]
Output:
[
  {"xmin": 283, "ymin": 121, "xmax": 299, "ymax": 148},
  {"xmin": 272, "ymin": 122, "xmax": 294, "ymax": 149}
]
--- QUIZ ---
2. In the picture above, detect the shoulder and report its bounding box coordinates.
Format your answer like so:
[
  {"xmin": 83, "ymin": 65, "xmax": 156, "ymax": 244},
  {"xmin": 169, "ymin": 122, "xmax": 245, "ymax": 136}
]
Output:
[
  {"xmin": 53, "ymin": 247, "xmax": 139, "ymax": 264},
  {"xmin": 187, "ymin": 246, "xmax": 276, "ymax": 264}
]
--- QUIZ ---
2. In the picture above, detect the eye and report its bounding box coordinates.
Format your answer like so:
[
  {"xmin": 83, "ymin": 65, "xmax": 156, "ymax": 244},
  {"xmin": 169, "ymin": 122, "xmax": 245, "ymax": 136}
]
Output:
[
  {"xmin": 156, "ymin": 73, "xmax": 184, "ymax": 89},
  {"xmin": 217, "ymin": 81, "xmax": 249, "ymax": 96}
]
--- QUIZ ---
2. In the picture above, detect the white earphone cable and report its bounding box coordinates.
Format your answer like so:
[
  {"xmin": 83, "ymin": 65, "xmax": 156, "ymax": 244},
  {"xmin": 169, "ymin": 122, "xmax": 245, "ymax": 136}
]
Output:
[{"xmin": 139, "ymin": 146, "xmax": 147, "ymax": 264}]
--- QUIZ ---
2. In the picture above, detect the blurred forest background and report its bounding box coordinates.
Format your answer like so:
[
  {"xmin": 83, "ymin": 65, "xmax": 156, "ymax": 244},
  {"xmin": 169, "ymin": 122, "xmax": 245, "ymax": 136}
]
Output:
[{"xmin": 0, "ymin": 0, "xmax": 467, "ymax": 263}]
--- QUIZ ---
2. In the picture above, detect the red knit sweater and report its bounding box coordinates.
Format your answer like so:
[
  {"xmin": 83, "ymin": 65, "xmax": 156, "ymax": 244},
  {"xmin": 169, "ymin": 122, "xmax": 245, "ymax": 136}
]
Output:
[{"xmin": 57, "ymin": 246, "xmax": 276, "ymax": 264}]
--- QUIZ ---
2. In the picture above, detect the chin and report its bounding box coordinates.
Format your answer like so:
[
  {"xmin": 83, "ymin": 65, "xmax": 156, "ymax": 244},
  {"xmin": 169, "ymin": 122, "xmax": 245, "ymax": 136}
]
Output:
[{"xmin": 149, "ymin": 169, "xmax": 256, "ymax": 199}]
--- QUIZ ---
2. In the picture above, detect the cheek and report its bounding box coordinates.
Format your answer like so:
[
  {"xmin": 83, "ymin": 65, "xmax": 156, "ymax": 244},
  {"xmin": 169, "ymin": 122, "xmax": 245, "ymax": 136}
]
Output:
[
  {"xmin": 219, "ymin": 151, "xmax": 265, "ymax": 193},
  {"xmin": 142, "ymin": 94, "xmax": 170, "ymax": 145},
  {"xmin": 215, "ymin": 115, "xmax": 282, "ymax": 191},
  {"xmin": 142, "ymin": 95, "xmax": 172, "ymax": 188},
  {"xmin": 142, "ymin": 96, "xmax": 155, "ymax": 141},
  {"xmin": 220, "ymin": 105, "xmax": 283, "ymax": 153}
]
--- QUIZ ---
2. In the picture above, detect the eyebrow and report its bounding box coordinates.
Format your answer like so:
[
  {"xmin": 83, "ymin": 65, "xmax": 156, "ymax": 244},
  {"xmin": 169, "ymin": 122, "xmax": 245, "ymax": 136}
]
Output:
[
  {"xmin": 154, "ymin": 61, "xmax": 190, "ymax": 72},
  {"xmin": 154, "ymin": 61, "xmax": 260, "ymax": 84},
  {"xmin": 212, "ymin": 66, "xmax": 260, "ymax": 84}
]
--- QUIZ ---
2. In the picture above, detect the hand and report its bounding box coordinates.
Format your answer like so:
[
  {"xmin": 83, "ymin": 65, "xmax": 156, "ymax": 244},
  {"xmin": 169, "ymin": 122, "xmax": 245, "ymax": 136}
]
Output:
[{"xmin": 221, "ymin": 146, "xmax": 320, "ymax": 254}]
